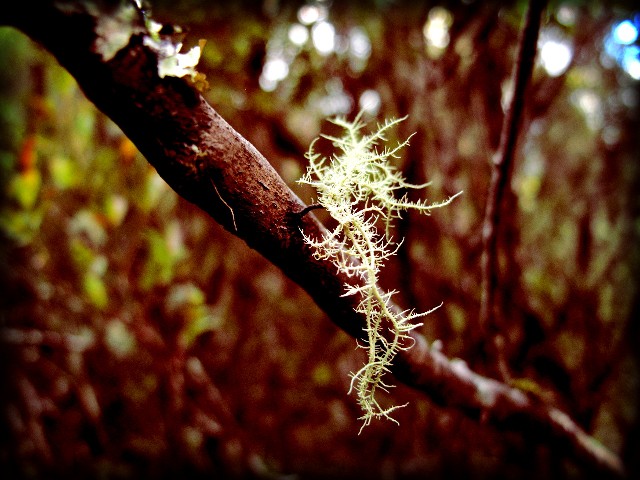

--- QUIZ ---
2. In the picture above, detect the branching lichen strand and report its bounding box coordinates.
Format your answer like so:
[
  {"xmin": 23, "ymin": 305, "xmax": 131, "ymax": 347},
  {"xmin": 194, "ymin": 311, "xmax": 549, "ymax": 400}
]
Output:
[{"xmin": 298, "ymin": 111, "xmax": 461, "ymax": 431}]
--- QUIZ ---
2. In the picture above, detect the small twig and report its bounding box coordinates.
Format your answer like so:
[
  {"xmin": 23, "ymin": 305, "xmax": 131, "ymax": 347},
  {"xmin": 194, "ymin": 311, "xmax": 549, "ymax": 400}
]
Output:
[
  {"xmin": 296, "ymin": 203, "xmax": 324, "ymax": 218},
  {"xmin": 479, "ymin": 0, "xmax": 547, "ymax": 380},
  {"xmin": 210, "ymin": 178, "xmax": 237, "ymax": 232}
]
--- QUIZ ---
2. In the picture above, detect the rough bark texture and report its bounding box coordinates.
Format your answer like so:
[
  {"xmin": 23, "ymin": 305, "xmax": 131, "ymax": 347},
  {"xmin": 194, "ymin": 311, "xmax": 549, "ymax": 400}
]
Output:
[{"xmin": 1, "ymin": 2, "xmax": 625, "ymax": 478}]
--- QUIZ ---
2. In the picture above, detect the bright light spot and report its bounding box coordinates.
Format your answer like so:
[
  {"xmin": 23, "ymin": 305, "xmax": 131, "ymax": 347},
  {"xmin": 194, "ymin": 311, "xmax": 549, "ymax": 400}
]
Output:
[
  {"xmin": 312, "ymin": 21, "xmax": 336, "ymax": 55},
  {"xmin": 259, "ymin": 76, "xmax": 276, "ymax": 92},
  {"xmin": 263, "ymin": 57, "xmax": 289, "ymax": 81},
  {"xmin": 288, "ymin": 23, "xmax": 309, "ymax": 46},
  {"xmin": 318, "ymin": 78, "xmax": 352, "ymax": 116},
  {"xmin": 259, "ymin": 57, "xmax": 289, "ymax": 92},
  {"xmin": 613, "ymin": 20, "xmax": 638, "ymax": 45},
  {"xmin": 423, "ymin": 7, "xmax": 453, "ymax": 58},
  {"xmin": 602, "ymin": 17, "xmax": 640, "ymax": 81},
  {"xmin": 539, "ymin": 39, "xmax": 573, "ymax": 77},
  {"xmin": 298, "ymin": 4, "xmax": 327, "ymax": 25},
  {"xmin": 359, "ymin": 89, "xmax": 381, "ymax": 116},
  {"xmin": 575, "ymin": 91, "xmax": 599, "ymax": 116},
  {"xmin": 501, "ymin": 78, "xmax": 513, "ymax": 112},
  {"xmin": 622, "ymin": 45, "xmax": 640, "ymax": 79},
  {"xmin": 348, "ymin": 27, "xmax": 371, "ymax": 73},
  {"xmin": 349, "ymin": 27, "xmax": 371, "ymax": 60},
  {"xmin": 556, "ymin": 5, "xmax": 577, "ymax": 27},
  {"xmin": 571, "ymin": 89, "xmax": 603, "ymax": 130}
]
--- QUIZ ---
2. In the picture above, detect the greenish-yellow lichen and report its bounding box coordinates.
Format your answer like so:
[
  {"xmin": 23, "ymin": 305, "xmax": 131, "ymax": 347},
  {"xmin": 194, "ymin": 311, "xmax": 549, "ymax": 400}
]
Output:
[{"xmin": 298, "ymin": 111, "xmax": 461, "ymax": 432}]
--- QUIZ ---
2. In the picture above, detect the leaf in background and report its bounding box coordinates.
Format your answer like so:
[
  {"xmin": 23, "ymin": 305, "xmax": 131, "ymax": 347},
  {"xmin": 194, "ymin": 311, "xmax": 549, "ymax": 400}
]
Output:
[
  {"xmin": 49, "ymin": 155, "xmax": 77, "ymax": 189},
  {"xmin": 139, "ymin": 223, "xmax": 185, "ymax": 290},
  {"xmin": 168, "ymin": 282, "xmax": 229, "ymax": 348},
  {"xmin": 69, "ymin": 237, "xmax": 95, "ymax": 271},
  {"xmin": 181, "ymin": 304, "xmax": 225, "ymax": 348},
  {"xmin": 9, "ymin": 168, "xmax": 41, "ymax": 209},
  {"xmin": 0, "ymin": 209, "xmax": 43, "ymax": 245},
  {"xmin": 83, "ymin": 271, "xmax": 108, "ymax": 309},
  {"xmin": 118, "ymin": 137, "xmax": 138, "ymax": 165},
  {"xmin": 104, "ymin": 194, "xmax": 129, "ymax": 226},
  {"xmin": 141, "ymin": 170, "xmax": 169, "ymax": 213}
]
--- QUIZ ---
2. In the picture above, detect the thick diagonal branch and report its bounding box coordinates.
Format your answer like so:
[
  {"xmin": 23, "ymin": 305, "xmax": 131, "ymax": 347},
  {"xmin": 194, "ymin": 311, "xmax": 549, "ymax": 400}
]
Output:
[{"xmin": 1, "ymin": 2, "xmax": 624, "ymax": 478}]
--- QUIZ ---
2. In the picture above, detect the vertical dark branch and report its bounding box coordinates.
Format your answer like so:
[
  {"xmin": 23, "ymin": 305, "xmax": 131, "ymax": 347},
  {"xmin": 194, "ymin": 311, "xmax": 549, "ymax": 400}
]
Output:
[{"xmin": 479, "ymin": 0, "xmax": 547, "ymax": 379}]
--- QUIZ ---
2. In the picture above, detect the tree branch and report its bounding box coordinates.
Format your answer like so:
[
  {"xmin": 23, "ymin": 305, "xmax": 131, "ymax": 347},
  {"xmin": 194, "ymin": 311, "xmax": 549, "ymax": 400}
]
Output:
[
  {"xmin": 1, "ymin": 1, "xmax": 625, "ymax": 477},
  {"xmin": 479, "ymin": 0, "xmax": 547, "ymax": 380}
]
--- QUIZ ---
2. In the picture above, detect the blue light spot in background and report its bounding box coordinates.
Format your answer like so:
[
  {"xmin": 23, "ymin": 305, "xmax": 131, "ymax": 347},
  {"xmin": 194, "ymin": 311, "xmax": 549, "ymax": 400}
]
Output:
[
  {"xmin": 613, "ymin": 20, "xmax": 638, "ymax": 45},
  {"xmin": 622, "ymin": 45, "xmax": 640, "ymax": 79},
  {"xmin": 603, "ymin": 15, "xmax": 640, "ymax": 80}
]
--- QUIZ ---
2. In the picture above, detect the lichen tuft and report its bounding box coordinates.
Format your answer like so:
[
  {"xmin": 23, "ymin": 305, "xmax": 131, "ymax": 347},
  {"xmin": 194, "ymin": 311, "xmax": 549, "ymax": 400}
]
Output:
[{"xmin": 298, "ymin": 111, "xmax": 461, "ymax": 431}]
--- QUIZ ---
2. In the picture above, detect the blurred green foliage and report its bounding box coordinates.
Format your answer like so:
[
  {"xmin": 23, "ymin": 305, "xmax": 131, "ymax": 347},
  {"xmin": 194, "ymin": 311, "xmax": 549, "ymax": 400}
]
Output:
[{"xmin": 1, "ymin": 1, "xmax": 639, "ymax": 479}]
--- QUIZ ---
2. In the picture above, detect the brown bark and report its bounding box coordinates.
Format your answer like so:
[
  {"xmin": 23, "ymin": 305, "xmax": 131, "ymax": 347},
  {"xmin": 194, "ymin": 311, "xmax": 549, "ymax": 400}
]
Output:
[{"xmin": 479, "ymin": 0, "xmax": 547, "ymax": 381}]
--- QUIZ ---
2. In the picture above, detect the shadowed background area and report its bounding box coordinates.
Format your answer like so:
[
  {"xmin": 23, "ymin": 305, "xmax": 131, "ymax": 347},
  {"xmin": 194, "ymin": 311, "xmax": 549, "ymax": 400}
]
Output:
[{"xmin": 0, "ymin": 1, "xmax": 638, "ymax": 478}]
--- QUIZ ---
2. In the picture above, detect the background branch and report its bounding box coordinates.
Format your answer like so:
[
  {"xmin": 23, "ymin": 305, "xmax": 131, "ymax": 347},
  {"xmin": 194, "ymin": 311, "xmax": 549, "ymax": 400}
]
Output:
[{"xmin": 479, "ymin": 0, "xmax": 547, "ymax": 380}]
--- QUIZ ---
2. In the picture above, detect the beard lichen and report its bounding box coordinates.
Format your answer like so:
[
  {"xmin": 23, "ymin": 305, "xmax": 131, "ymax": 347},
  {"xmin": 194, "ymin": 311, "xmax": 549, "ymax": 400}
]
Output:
[{"xmin": 298, "ymin": 111, "xmax": 461, "ymax": 432}]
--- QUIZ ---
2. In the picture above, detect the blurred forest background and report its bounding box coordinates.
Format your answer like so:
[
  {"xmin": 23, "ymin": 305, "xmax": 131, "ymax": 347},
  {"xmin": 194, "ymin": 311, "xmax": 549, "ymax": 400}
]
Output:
[{"xmin": 1, "ymin": 0, "xmax": 639, "ymax": 478}]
